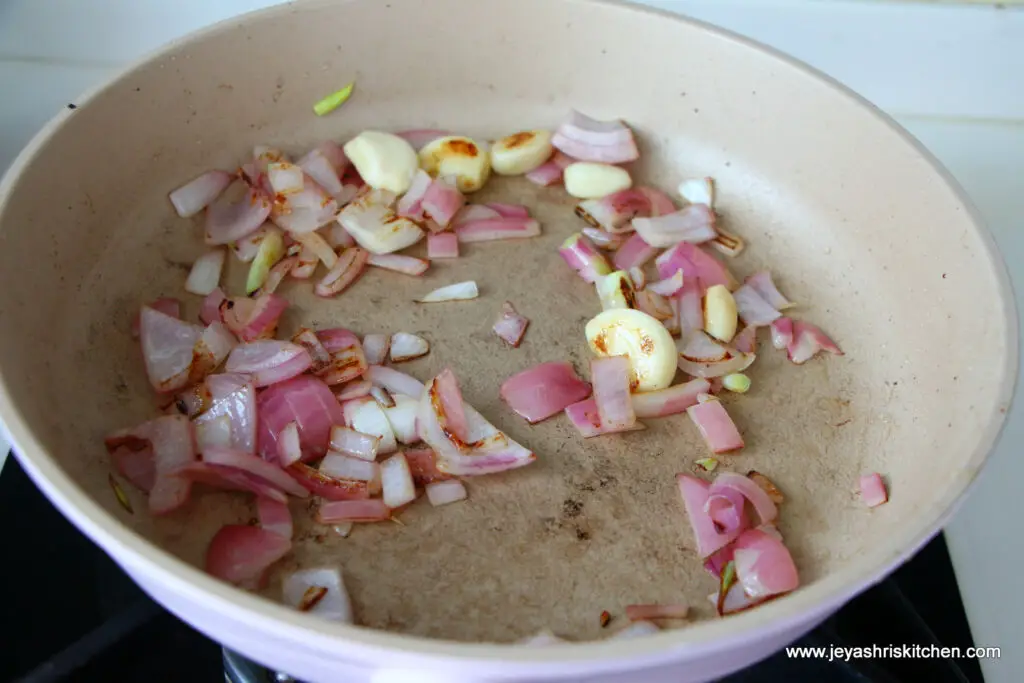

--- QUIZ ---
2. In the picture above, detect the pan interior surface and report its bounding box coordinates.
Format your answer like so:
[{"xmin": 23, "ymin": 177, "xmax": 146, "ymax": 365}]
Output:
[{"xmin": 0, "ymin": 0, "xmax": 1012, "ymax": 647}]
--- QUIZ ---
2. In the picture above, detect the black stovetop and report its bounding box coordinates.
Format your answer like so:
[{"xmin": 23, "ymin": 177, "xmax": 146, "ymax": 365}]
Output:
[{"xmin": 0, "ymin": 455, "xmax": 984, "ymax": 683}]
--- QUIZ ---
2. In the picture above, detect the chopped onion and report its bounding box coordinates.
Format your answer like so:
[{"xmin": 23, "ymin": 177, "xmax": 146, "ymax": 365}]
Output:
[
  {"xmin": 323, "ymin": 223, "xmax": 355, "ymax": 249},
  {"xmin": 291, "ymin": 328, "xmax": 332, "ymax": 375},
  {"xmin": 433, "ymin": 368, "xmax": 470, "ymax": 442},
  {"xmin": 389, "ymin": 332, "xmax": 429, "ymax": 362},
  {"xmin": 770, "ymin": 316, "xmax": 794, "ymax": 350},
  {"xmin": 396, "ymin": 169, "xmax": 433, "ymax": 220},
  {"xmin": 500, "ymin": 361, "xmax": 592, "ymax": 424},
  {"xmin": 320, "ymin": 452, "xmax": 381, "ymax": 483},
  {"xmin": 710, "ymin": 225, "xmax": 745, "ymax": 257},
  {"xmin": 267, "ymin": 162, "xmax": 305, "ymax": 194},
  {"xmin": 291, "ymin": 231, "xmax": 338, "ymax": 269},
  {"xmin": 656, "ymin": 242, "xmax": 736, "ymax": 290},
  {"xmin": 174, "ymin": 460, "xmax": 287, "ymax": 501},
  {"xmin": 591, "ymin": 356, "xmax": 636, "ymax": 430},
  {"xmin": 710, "ymin": 471, "xmax": 777, "ymax": 525},
  {"xmin": 675, "ymin": 279, "xmax": 704, "ymax": 335},
  {"xmin": 225, "ymin": 341, "xmax": 312, "ymax": 387},
  {"xmin": 647, "ymin": 269, "xmax": 685, "ymax": 297},
  {"xmin": 582, "ymin": 227, "xmax": 627, "ymax": 250},
  {"xmin": 415, "ymin": 281, "xmax": 478, "ymax": 303},
  {"xmin": 628, "ymin": 266, "xmax": 646, "ymax": 290},
  {"xmin": 270, "ymin": 175, "xmax": 339, "ymax": 234},
  {"xmin": 297, "ymin": 148, "xmax": 346, "ymax": 200},
  {"xmin": 195, "ymin": 414, "xmax": 232, "ymax": 452},
  {"xmin": 373, "ymin": 383, "xmax": 395, "ymax": 407},
  {"xmin": 139, "ymin": 306, "xmax": 203, "ymax": 393},
  {"xmin": 194, "ymin": 373, "xmax": 257, "ymax": 454},
  {"xmin": 487, "ymin": 203, "xmax": 530, "ymax": 218},
  {"xmin": 287, "ymin": 463, "xmax": 370, "ymax": 500},
  {"xmin": 276, "ymin": 421, "xmax": 302, "ymax": 466},
  {"xmin": 403, "ymin": 448, "xmax": 452, "ymax": 486},
  {"xmin": 678, "ymin": 177, "xmax": 715, "ymax": 206},
  {"xmin": 552, "ymin": 110, "xmax": 639, "ymax": 163},
  {"xmin": 676, "ymin": 474, "xmax": 741, "ymax": 557},
  {"xmin": 625, "ymin": 604, "xmax": 689, "ymax": 621},
  {"xmin": 197, "ymin": 289, "xmax": 225, "ymax": 326},
  {"xmin": 634, "ymin": 290, "xmax": 674, "ymax": 321},
  {"xmin": 380, "ymin": 453, "xmax": 416, "ymax": 508},
  {"xmin": 455, "ymin": 217, "xmax": 541, "ymax": 242},
  {"xmin": 282, "ymin": 567, "xmax": 353, "ymax": 623},
  {"xmin": 382, "ymin": 394, "xmax": 420, "ymax": 445},
  {"xmin": 612, "ymin": 233, "xmax": 658, "ymax": 271},
  {"xmin": 576, "ymin": 189, "xmax": 650, "ymax": 233},
  {"xmin": 317, "ymin": 499, "xmax": 391, "ymax": 523},
  {"xmin": 220, "ymin": 292, "xmax": 288, "ymax": 342},
  {"xmin": 745, "ymin": 271, "xmax": 793, "ymax": 310},
  {"xmin": 335, "ymin": 379, "xmax": 372, "ymax": 401},
  {"xmin": 788, "ymin": 320, "xmax": 843, "ymax": 364},
  {"xmin": 686, "ymin": 400, "xmax": 744, "ymax": 453},
  {"xmin": 361, "ymin": 334, "xmax": 390, "ymax": 365},
  {"xmin": 705, "ymin": 484, "xmax": 748, "ymax": 534},
  {"xmin": 564, "ymin": 398, "xmax": 647, "ymax": 438},
  {"xmin": 492, "ymin": 301, "xmax": 530, "ymax": 347},
  {"xmin": 258, "ymin": 496, "xmax": 293, "ymax": 539},
  {"xmin": 748, "ymin": 471, "xmax": 784, "ymax": 504},
  {"xmin": 678, "ymin": 332, "xmax": 755, "ymax": 379},
  {"xmin": 169, "ymin": 170, "xmax": 233, "ymax": 218},
  {"xmin": 342, "ymin": 397, "xmax": 398, "ymax": 454},
  {"xmin": 106, "ymin": 415, "xmax": 195, "ymax": 514},
  {"xmin": 732, "ymin": 284, "xmax": 781, "ymax": 327},
  {"xmin": 329, "ymin": 426, "xmax": 380, "ymax": 461},
  {"xmin": 205, "ymin": 525, "xmax": 291, "ymax": 589},
  {"xmin": 525, "ymin": 150, "xmax": 574, "ymax": 186},
  {"xmin": 732, "ymin": 326, "xmax": 758, "ymax": 355},
  {"xmin": 367, "ymin": 253, "xmax": 429, "ymax": 276},
  {"xmin": 205, "ymin": 180, "xmax": 272, "ymax": 245},
  {"xmin": 632, "ymin": 205, "xmax": 716, "ymax": 247},
  {"xmin": 559, "ymin": 233, "xmax": 612, "ymax": 283},
  {"xmin": 109, "ymin": 440, "xmax": 156, "ymax": 493},
  {"xmin": 709, "ymin": 582, "xmax": 766, "ymax": 616},
  {"xmin": 366, "ymin": 365, "xmax": 425, "ymax": 397},
  {"xmin": 631, "ymin": 378, "xmax": 710, "ymax": 418},
  {"xmin": 425, "ymin": 479, "xmax": 467, "ymax": 507},
  {"xmin": 422, "ymin": 177, "xmax": 467, "ymax": 228},
  {"xmin": 257, "ymin": 375, "xmax": 346, "ymax": 461},
  {"xmin": 860, "ymin": 472, "xmax": 888, "ymax": 508},
  {"xmin": 258, "ymin": 255, "xmax": 299, "ymax": 296},
  {"xmin": 732, "ymin": 528, "xmax": 800, "ymax": 599},
  {"xmin": 290, "ymin": 245, "xmax": 318, "ymax": 279},
  {"xmin": 452, "ymin": 204, "xmax": 501, "ymax": 226},
  {"xmin": 317, "ymin": 328, "xmax": 368, "ymax": 385},
  {"xmin": 427, "ymin": 232, "xmax": 459, "ymax": 259},
  {"xmin": 190, "ymin": 321, "xmax": 237, "ymax": 383},
  {"xmin": 231, "ymin": 224, "xmax": 278, "ymax": 263},
  {"xmin": 203, "ymin": 446, "xmax": 310, "ymax": 498},
  {"xmin": 337, "ymin": 188, "xmax": 423, "ymax": 254},
  {"xmin": 315, "ymin": 247, "xmax": 369, "ymax": 298},
  {"xmin": 637, "ymin": 187, "xmax": 677, "ymax": 216},
  {"xmin": 184, "ymin": 250, "xmax": 227, "ymax": 297}
]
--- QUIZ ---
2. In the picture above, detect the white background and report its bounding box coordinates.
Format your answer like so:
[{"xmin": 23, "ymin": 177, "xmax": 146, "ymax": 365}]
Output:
[{"xmin": 0, "ymin": 1, "xmax": 1020, "ymax": 681}]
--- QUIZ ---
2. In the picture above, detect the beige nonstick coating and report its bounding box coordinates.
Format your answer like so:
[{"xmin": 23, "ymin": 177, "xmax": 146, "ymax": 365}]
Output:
[{"xmin": 0, "ymin": 0, "xmax": 1014, "ymax": 652}]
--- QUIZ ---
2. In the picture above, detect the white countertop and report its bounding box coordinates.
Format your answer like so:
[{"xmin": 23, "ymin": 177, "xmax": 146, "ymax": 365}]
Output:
[{"xmin": 1, "ymin": 1, "xmax": 1020, "ymax": 680}]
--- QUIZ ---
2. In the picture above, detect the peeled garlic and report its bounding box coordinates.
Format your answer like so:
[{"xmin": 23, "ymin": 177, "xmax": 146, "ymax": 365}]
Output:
[
  {"xmin": 595, "ymin": 270, "xmax": 636, "ymax": 311},
  {"xmin": 703, "ymin": 284, "xmax": 738, "ymax": 343},
  {"xmin": 343, "ymin": 131, "xmax": 418, "ymax": 194},
  {"xmin": 246, "ymin": 228, "xmax": 285, "ymax": 294},
  {"xmin": 585, "ymin": 308, "xmax": 676, "ymax": 392},
  {"xmin": 490, "ymin": 130, "xmax": 553, "ymax": 176},
  {"xmin": 418, "ymin": 136, "xmax": 491, "ymax": 193},
  {"xmin": 563, "ymin": 162, "xmax": 632, "ymax": 199}
]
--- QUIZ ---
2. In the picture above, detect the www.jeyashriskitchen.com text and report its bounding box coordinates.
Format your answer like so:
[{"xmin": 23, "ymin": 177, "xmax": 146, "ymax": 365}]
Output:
[{"xmin": 785, "ymin": 644, "xmax": 1001, "ymax": 662}]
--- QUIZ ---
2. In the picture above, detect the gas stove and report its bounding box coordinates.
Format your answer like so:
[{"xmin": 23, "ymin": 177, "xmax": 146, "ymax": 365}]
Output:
[{"xmin": 0, "ymin": 455, "xmax": 984, "ymax": 683}]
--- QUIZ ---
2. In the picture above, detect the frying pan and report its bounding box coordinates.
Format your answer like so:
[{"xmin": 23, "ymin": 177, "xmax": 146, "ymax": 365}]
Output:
[{"xmin": 0, "ymin": 0, "xmax": 1015, "ymax": 681}]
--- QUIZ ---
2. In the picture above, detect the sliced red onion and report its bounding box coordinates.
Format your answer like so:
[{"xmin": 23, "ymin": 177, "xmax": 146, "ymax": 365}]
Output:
[
  {"xmin": 139, "ymin": 306, "xmax": 203, "ymax": 393},
  {"xmin": 108, "ymin": 416, "xmax": 195, "ymax": 515},
  {"xmin": 257, "ymin": 256, "xmax": 298, "ymax": 296},
  {"xmin": 576, "ymin": 189, "xmax": 650, "ymax": 233},
  {"xmin": 633, "ymin": 205, "xmax": 716, "ymax": 247},
  {"xmin": 276, "ymin": 422, "xmax": 302, "ymax": 467},
  {"xmin": 225, "ymin": 341, "xmax": 311, "ymax": 387},
  {"xmin": 788, "ymin": 320, "xmax": 843, "ymax": 364},
  {"xmin": 371, "ymin": 386, "xmax": 394, "ymax": 409},
  {"xmin": 525, "ymin": 150, "xmax": 574, "ymax": 186},
  {"xmin": 291, "ymin": 329, "xmax": 332, "ymax": 375},
  {"xmin": 205, "ymin": 525, "xmax": 291, "ymax": 589},
  {"xmin": 678, "ymin": 333, "xmax": 755, "ymax": 379},
  {"xmin": 329, "ymin": 426, "xmax": 380, "ymax": 461},
  {"xmin": 709, "ymin": 583, "xmax": 766, "ymax": 616},
  {"xmin": 395, "ymin": 129, "xmax": 450, "ymax": 151},
  {"xmin": 221, "ymin": 292, "xmax": 288, "ymax": 342},
  {"xmin": 282, "ymin": 567, "xmax": 352, "ymax": 623},
  {"xmin": 343, "ymin": 397, "xmax": 398, "ymax": 454},
  {"xmin": 317, "ymin": 499, "xmax": 391, "ymax": 523},
  {"xmin": 267, "ymin": 162, "xmax": 305, "ymax": 195},
  {"xmin": 131, "ymin": 297, "xmax": 181, "ymax": 340},
  {"xmin": 480, "ymin": 203, "xmax": 525, "ymax": 219},
  {"xmin": 203, "ymin": 446, "xmax": 310, "ymax": 498},
  {"xmin": 628, "ymin": 267, "xmax": 646, "ymax": 290},
  {"xmin": 732, "ymin": 326, "xmax": 758, "ymax": 355},
  {"xmin": 358, "ymin": 334, "xmax": 387, "ymax": 366},
  {"xmin": 770, "ymin": 317, "xmax": 794, "ymax": 350},
  {"xmin": 656, "ymin": 243, "xmax": 736, "ymax": 290},
  {"xmin": 290, "ymin": 245, "xmax": 318, "ymax": 279},
  {"xmin": 195, "ymin": 414, "xmax": 232, "ymax": 455},
  {"xmin": 396, "ymin": 169, "xmax": 433, "ymax": 220},
  {"xmin": 425, "ymin": 479, "xmax": 467, "ymax": 507},
  {"xmin": 366, "ymin": 365, "xmax": 425, "ymax": 397},
  {"xmin": 433, "ymin": 368, "xmax": 469, "ymax": 442},
  {"xmin": 320, "ymin": 452, "xmax": 380, "ymax": 484},
  {"xmin": 676, "ymin": 474, "xmax": 741, "ymax": 557},
  {"xmin": 193, "ymin": 373, "xmax": 256, "ymax": 454},
  {"xmin": 732, "ymin": 284, "xmax": 781, "ymax": 327},
  {"xmin": 258, "ymin": 496, "xmax": 293, "ymax": 539},
  {"xmin": 422, "ymin": 177, "xmax": 466, "ymax": 229},
  {"xmin": 637, "ymin": 187, "xmax": 677, "ymax": 216},
  {"xmin": 631, "ymin": 378, "xmax": 710, "ymax": 418},
  {"xmin": 191, "ymin": 322, "xmax": 238, "ymax": 381},
  {"xmin": 582, "ymin": 227, "xmax": 627, "ymax": 251},
  {"xmin": 455, "ymin": 217, "xmax": 541, "ymax": 242},
  {"xmin": 382, "ymin": 394, "xmax": 420, "ymax": 445},
  {"xmin": 559, "ymin": 233, "xmax": 612, "ymax": 283},
  {"xmin": 335, "ymin": 379, "xmax": 372, "ymax": 401},
  {"xmin": 564, "ymin": 398, "xmax": 647, "ymax": 438},
  {"xmin": 452, "ymin": 204, "xmax": 501, "ymax": 226},
  {"xmin": 323, "ymin": 223, "xmax": 355, "ymax": 249},
  {"xmin": 367, "ymin": 253, "xmax": 429, "ymax": 276},
  {"xmin": 625, "ymin": 604, "xmax": 689, "ymax": 621},
  {"xmin": 687, "ymin": 400, "xmax": 744, "ymax": 453},
  {"xmin": 389, "ymin": 332, "xmax": 429, "ymax": 362},
  {"xmin": 732, "ymin": 528, "xmax": 800, "ymax": 598},
  {"xmin": 205, "ymin": 180, "xmax": 272, "ymax": 245},
  {"xmin": 860, "ymin": 473, "xmax": 888, "ymax": 507},
  {"xmin": 710, "ymin": 471, "xmax": 778, "ymax": 525},
  {"xmin": 710, "ymin": 226, "xmax": 745, "ymax": 257},
  {"xmin": 380, "ymin": 453, "xmax": 416, "ymax": 508},
  {"xmin": 314, "ymin": 247, "xmax": 368, "ymax": 298},
  {"xmin": 173, "ymin": 461, "xmax": 286, "ymax": 501},
  {"xmin": 169, "ymin": 170, "xmax": 233, "ymax": 218},
  {"xmin": 317, "ymin": 328, "xmax": 368, "ymax": 385},
  {"xmin": 257, "ymin": 375, "xmax": 346, "ymax": 461},
  {"xmin": 271, "ymin": 176, "xmax": 339, "ymax": 234},
  {"xmin": 500, "ymin": 362, "xmax": 591, "ymax": 424},
  {"xmin": 676, "ymin": 280, "xmax": 704, "ymax": 335},
  {"xmin": 416, "ymin": 281, "xmax": 478, "ymax": 302},
  {"xmin": 109, "ymin": 439, "xmax": 156, "ymax": 493},
  {"xmin": 634, "ymin": 290, "xmax": 674, "ymax": 322},
  {"xmin": 427, "ymin": 232, "xmax": 459, "ymax": 259},
  {"xmin": 291, "ymin": 231, "xmax": 338, "ymax": 269},
  {"xmin": 297, "ymin": 150, "xmax": 344, "ymax": 200},
  {"xmin": 403, "ymin": 448, "xmax": 452, "ymax": 486},
  {"xmin": 612, "ymin": 233, "xmax": 658, "ymax": 271},
  {"xmin": 552, "ymin": 110, "xmax": 639, "ymax": 163},
  {"xmin": 231, "ymin": 224, "xmax": 278, "ymax": 263},
  {"xmin": 287, "ymin": 463, "xmax": 370, "ymax": 501},
  {"xmin": 591, "ymin": 356, "xmax": 636, "ymax": 430},
  {"xmin": 745, "ymin": 271, "xmax": 793, "ymax": 310},
  {"xmin": 648, "ymin": 269, "xmax": 685, "ymax": 297},
  {"xmin": 417, "ymin": 373, "xmax": 536, "ymax": 476},
  {"xmin": 705, "ymin": 487, "xmax": 748, "ymax": 536},
  {"xmin": 493, "ymin": 301, "xmax": 530, "ymax": 347}
]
